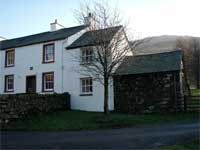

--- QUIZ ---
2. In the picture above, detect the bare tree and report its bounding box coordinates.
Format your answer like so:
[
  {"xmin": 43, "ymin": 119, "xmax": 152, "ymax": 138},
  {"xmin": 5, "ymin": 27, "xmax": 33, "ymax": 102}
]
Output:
[
  {"xmin": 74, "ymin": 1, "xmax": 132, "ymax": 114},
  {"xmin": 189, "ymin": 38, "xmax": 200, "ymax": 89},
  {"xmin": 176, "ymin": 38, "xmax": 191, "ymax": 95},
  {"xmin": 176, "ymin": 37, "xmax": 200, "ymax": 94}
]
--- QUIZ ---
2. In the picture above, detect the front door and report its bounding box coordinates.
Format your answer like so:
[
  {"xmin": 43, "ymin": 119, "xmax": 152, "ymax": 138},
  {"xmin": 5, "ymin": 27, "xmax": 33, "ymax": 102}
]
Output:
[{"xmin": 26, "ymin": 75, "xmax": 36, "ymax": 93}]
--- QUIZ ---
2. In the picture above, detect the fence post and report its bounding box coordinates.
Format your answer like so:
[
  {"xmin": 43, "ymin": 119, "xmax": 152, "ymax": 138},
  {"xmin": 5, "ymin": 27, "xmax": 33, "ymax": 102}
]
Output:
[
  {"xmin": 184, "ymin": 95, "xmax": 187, "ymax": 112},
  {"xmin": 173, "ymin": 73, "xmax": 178, "ymax": 113},
  {"xmin": 63, "ymin": 92, "xmax": 71, "ymax": 110}
]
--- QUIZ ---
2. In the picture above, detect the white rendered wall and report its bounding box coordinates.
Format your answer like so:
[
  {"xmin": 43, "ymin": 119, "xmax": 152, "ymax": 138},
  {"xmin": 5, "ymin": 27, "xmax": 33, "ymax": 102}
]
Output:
[
  {"xmin": 0, "ymin": 28, "xmax": 87, "ymax": 94},
  {"xmin": 63, "ymin": 48, "xmax": 114, "ymax": 112},
  {"xmin": 0, "ymin": 50, "xmax": 3, "ymax": 93},
  {"xmin": 0, "ymin": 40, "xmax": 64, "ymax": 94}
]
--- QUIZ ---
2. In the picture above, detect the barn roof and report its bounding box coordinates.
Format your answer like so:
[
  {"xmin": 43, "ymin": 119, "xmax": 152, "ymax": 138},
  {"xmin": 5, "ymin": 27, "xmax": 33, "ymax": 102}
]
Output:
[
  {"xmin": 114, "ymin": 50, "xmax": 182, "ymax": 75},
  {"xmin": 0, "ymin": 25, "xmax": 87, "ymax": 50},
  {"xmin": 66, "ymin": 26, "xmax": 122, "ymax": 49}
]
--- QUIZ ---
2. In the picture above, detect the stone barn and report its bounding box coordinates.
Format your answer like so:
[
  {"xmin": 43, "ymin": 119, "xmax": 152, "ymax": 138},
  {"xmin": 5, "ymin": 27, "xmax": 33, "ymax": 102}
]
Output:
[{"xmin": 113, "ymin": 51, "xmax": 184, "ymax": 113}]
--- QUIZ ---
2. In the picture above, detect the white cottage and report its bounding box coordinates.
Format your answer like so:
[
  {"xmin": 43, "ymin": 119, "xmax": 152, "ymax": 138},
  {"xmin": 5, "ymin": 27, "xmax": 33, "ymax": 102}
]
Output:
[{"xmin": 0, "ymin": 17, "xmax": 131, "ymax": 112}]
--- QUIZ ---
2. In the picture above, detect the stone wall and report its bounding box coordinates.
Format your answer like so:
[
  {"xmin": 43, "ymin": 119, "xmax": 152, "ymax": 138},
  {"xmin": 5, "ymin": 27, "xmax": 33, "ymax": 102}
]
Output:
[
  {"xmin": 114, "ymin": 71, "xmax": 184, "ymax": 113},
  {"xmin": 0, "ymin": 93, "xmax": 70, "ymax": 125}
]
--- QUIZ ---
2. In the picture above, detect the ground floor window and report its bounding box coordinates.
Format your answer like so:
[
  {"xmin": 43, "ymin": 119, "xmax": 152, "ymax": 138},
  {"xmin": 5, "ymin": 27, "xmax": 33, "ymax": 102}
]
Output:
[
  {"xmin": 4, "ymin": 75, "xmax": 14, "ymax": 92},
  {"xmin": 80, "ymin": 77, "xmax": 93, "ymax": 95},
  {"xmin": 42, "ymin": 72, "xmax": 54, "ymax": 92}
]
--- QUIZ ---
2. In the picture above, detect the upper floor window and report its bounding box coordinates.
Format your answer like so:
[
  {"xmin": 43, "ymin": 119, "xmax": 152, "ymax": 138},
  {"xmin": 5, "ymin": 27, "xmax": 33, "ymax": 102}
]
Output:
[
  {"xmin": 80, "ymin": 77, "xmax": 93, "ymax": 95},
  {"xmin": 42, "ymin": 72, "xmax": 54, "ymax": 92},
  {"xmin": 43, "ymin": 43, "xmax": 55, "ymax": 63},
  {"xmin": 5, "ymin": 49, "xmax": 15, "ymax": 67},
  {"xmin": 81, "ymin": 48, "xmax": 93, "ymax": 64},
  {"xmin": 4, "ymin": 75, "xmax": 14, "ymax": 92}
]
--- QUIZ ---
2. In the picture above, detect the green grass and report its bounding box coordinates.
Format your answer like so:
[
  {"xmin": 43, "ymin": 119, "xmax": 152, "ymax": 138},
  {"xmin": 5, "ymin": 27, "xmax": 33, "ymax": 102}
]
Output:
[
  {"xmin": 2, "ymin": 111, "xmax": 199, "ymax": 131},
  {"xmin": 163, "ymin": 139, "xmax": 200, "ymax": 150},
  {"xmin": 191, "ymin": 89, "xmax": 200, "ymax": 96}
]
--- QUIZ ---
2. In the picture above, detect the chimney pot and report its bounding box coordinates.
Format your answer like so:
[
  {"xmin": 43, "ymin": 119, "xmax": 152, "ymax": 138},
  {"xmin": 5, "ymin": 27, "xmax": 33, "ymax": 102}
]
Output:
[
  {"xmin": 84, "ymin": 13, "xmax": 94, "ymax": 26},
  {"xmin": 50, "ymin": 19, "xmax": 64, "ymax": 31}
]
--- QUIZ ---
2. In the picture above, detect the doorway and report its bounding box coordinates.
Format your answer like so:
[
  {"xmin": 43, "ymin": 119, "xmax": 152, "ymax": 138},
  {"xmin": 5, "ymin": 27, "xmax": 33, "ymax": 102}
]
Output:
[{"xmin": 26, "ymin": 75, "xmax": 36, "ymax": 93}]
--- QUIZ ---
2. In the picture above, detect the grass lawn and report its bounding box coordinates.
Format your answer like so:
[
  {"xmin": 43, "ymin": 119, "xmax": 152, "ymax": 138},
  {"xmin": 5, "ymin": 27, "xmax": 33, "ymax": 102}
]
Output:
[
  {"xmin": 191, "ymin": 89, "xmax": 200, "ymax": 96},
  {"xmin": 162, "ymin": 139, "xmax": 200, "ymax": 150},
  {"xmin": 2, "ymin": 111, "xmax": 199, "ymax": 131}
]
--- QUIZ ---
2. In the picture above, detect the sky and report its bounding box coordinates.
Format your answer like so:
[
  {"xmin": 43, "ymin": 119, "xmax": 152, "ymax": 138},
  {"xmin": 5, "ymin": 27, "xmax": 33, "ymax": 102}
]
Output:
[{"xmin": 0, "ymin": 0, "xmax": 200, "ymax": 40}]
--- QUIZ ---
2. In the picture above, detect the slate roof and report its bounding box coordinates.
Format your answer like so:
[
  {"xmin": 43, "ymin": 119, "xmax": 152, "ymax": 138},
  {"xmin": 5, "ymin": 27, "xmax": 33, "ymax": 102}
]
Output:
[
  {"xmin": 0, "ymin": 25, "xmax": 87, "ymax": 50},
  {"xmin": 114, "ymin": 50, "xmax": 182, "ymax": 75},
  {"xmin": 66, "ymin": 26, "xmax": 122, "ymax": 49}
]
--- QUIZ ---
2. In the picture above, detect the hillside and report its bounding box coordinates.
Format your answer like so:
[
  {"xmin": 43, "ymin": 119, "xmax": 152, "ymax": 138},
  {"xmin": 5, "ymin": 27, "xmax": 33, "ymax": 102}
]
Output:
[{"xmin": 130, "ymin": 35, "xmax": 200, "ymax": 55}]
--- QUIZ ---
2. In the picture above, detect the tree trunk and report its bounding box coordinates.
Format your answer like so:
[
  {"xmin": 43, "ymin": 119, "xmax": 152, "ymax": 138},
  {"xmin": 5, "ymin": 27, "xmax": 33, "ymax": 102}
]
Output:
[
  {"xmin": 182, "ymin": 51, "xmax": 191, "ymax": 95},
  {"xmin": 104, "ymin": 78, "xmax": 109, "ymax": 115},
  {"xmin": 196, "ymin": 50, "xmax": 200, "ymax": 89}
]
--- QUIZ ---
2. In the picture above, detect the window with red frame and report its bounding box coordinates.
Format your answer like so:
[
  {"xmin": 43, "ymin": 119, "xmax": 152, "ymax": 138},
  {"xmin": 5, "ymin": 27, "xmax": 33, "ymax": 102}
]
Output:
[
  {"xmin": 5, "ymin": 75, "xmax": 14, "ymax": 92},
  {"xmin": 5, "ymin": 50, "xmax": 15, "ymax": 67},
  {"xmin": 42, "ymin": 72, "xmax": 54, "ymax": 91},
  {"xmin": 43, "ymin": 44, "xmax": 54, "ymax": 63}
]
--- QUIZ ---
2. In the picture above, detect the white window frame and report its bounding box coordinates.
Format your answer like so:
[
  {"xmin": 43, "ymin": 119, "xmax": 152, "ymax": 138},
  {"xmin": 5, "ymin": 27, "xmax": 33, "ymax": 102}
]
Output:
[
  {"xmin": 43, "ymin": 72, "xmax": 54, "ymax": 92},
  {"xmin": 81, "ymin": 48, "xmax": 93, "ymax": 64},
  {"xmin": 5, "ymin": 75, "xmax": 14, "ymax": 92},
  {"xmin": 80, "ymin": 78, "xmax": 93, "ymax": 95}
]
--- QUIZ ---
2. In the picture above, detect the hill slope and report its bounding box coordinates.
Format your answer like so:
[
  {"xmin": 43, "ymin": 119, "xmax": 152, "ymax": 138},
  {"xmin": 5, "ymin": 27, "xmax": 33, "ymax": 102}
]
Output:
[{"xmin": 130, "ymin": 35, "xmax": 200, "ymax": 55}]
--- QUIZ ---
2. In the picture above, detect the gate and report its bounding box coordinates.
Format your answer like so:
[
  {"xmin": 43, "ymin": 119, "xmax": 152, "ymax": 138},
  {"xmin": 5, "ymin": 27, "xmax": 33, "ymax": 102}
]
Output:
[{"xmin": 184, "ymin": 96, "xmax": 200, "ymax": 112}]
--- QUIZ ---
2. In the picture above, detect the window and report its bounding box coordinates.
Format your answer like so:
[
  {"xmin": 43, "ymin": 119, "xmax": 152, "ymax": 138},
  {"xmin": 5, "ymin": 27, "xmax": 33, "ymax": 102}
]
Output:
[
  {"xmin": 80, "ymin": 78, "xmax": 93, "ymax": 95},
  {"xmin": 43, "ymin": 43, "xmax": 55, "ymax": 63},
  {"xmin": 81, "ymin": 48, "xmax": 93, "ymax": 64},
  {"xmin": 5, "ymin": 49, "xmax": 15, "ymax": 67},
  {"xmin": 4, "ymin": 75, "xmax": 14, "ymax": 92},
  {"xmin": 42, "ymin": 72, "xmax": 54, "ymax": 92}
]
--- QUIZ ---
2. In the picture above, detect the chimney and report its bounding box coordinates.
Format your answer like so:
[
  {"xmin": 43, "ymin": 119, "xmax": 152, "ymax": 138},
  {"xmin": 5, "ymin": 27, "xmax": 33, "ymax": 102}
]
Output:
[
  {"xmin": 50, "ymin": 19, "xmax": 64, "ymax": 31},
  {"xmin": 84, "ymin": 13, "xmax": 95, "ymax": 26},
  {"xmin": 0, "ymin": 36, "xmax": 6, "ymax": 41}
]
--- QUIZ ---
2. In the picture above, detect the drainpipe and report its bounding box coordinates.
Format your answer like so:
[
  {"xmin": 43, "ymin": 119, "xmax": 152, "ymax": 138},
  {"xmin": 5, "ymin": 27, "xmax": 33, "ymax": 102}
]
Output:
[{"xmin": 61, "ymin": 38, "xmax": 68, "ymax": 93}]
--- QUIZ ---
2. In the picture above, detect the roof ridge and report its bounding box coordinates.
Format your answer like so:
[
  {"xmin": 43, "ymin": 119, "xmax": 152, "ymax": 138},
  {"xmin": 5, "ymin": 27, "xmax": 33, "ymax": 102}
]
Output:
[
  {"xmin": 1, "ymin": 25, "xmax": 87, "ymax": 50},
  {"xmin": 91, "ymin": 25, "xmax": 122, "ymax": 32},
  {"xmin": 2, "ymin": 25, "xmax": 87, "ymax": 42},
  {"xmin": 133, "ymin": 50, "xmax": 182, "ymax": 57}
]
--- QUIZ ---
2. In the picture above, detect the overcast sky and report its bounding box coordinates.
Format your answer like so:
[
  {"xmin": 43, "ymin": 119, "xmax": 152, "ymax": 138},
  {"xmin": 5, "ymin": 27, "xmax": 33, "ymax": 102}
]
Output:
[{"xmin": 0, "ymin": 0, "xmax": 199, "ymax": 40}]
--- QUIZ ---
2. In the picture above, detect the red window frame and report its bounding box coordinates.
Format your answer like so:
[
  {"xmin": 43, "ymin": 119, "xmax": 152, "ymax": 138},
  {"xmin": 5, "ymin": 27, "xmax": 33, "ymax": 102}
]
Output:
[
  {"xmin": 5, "ymin": 49, "xmax": 15, "ymax": 67},
  {"xmin": 42, "ymin": 72, "xmax": 54, "ymax": 92},
  {"xmin": 42, "ymin": 43, "xmax": 55, "ymax": 63},
  {"xmin": 4, "ymin": 75, "xmax": 14, "ymax": 92}
]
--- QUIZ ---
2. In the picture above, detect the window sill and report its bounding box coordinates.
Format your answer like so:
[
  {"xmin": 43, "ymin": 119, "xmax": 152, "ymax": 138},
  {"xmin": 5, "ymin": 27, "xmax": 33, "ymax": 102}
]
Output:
[
  {"xmin": 42, "ymin": 90, "xmax": 54, "ymax": 93},
  {"xmin": 80, "ymin": 62, "xmax": 93, "ymax": 65},
  {"xmin": 42, "ymin": 61, "xmax": 55, "ymax": 64},
  {"xmin": 79, "ymin": 93, "xmax": 93, "ymax": 96},
  {"xmin": 5, "ymin": 65, "xmax": 14, "ymax": 68},
  {"xmin": 4, "ymin": 90, "xmax": 14, "ymax": 93}
]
